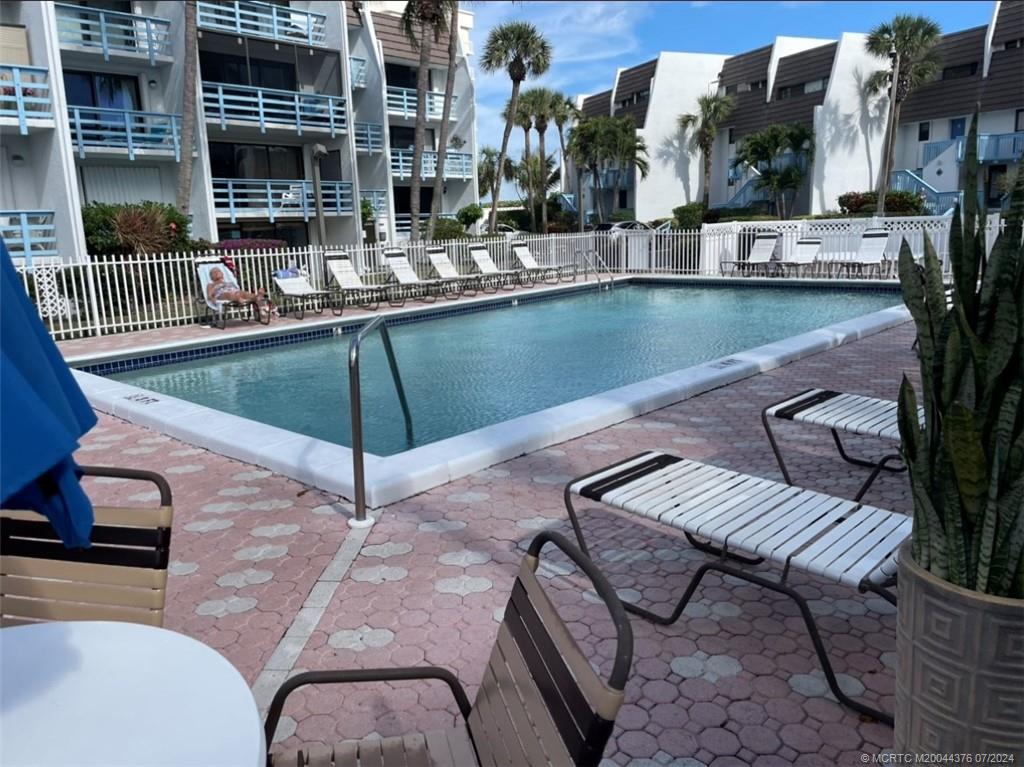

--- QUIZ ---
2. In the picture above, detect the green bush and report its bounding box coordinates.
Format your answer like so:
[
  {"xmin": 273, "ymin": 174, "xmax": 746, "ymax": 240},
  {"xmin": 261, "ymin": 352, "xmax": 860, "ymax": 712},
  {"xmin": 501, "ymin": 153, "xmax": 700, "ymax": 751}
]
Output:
[
  {"xmin": 360, "ymin": 197, "xmax": 376, "ymax": 223},
  {"xmin": 431, "ymin": 218, "xmax": 468, "ymax": 240},
  {"xmin": 837, "ymin": 190, "xmax": 926, "ymax": 216},
  {"xmin": 82, "ymin": 201, "xmax": 192, "ymax": 256},
  {"xmin": 672, "ymin": 203, "xmax": 705, "ymax": 230},
  {"xmin": 456, "ymin": 203, "xmax": 483, "ymax": 229},
  {"xmin": 611, "ymin": 208, "xmax": 635, "ymax": 222},
  {"xmin": 497, "ymin": 209, "xmax": 532, "ymax": 231}
]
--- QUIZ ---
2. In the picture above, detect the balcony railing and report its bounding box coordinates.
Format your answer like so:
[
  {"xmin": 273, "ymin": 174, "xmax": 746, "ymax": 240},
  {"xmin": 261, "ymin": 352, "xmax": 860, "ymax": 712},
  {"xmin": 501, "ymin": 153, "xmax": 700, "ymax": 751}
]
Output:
[
  {"xmin": 212, "ymin": 178, "xmax": 353, "ymax": 222},
  {"xmin": 0, "ymin": 210, "xmax": 57, "ymax": 266},
  {"xmin": 54, "ymin": 3, "xmax": 171, "ymax": 66},
  {"xmin": 197, "ymin": 1, "xmax": 327, "ymax": 47},
  {"xmin": 890, "ymin": 169, "xmax": 960, "ymax": 215},
  {"xmin": 390, "ymin": 149, "xmax": 472, "ymax": 180},
  {"xmin": 68, "ymin": 107, "xmax": 181, "ymax": 161},
  {"xmin": 979, "ymin": 131, "xmax": 1024, "ymax": 163},
  {"xmin": 0, "ymin": 65, "xmax": 53, "ymax": 134},
  {"xmin": 203, "ymin": 82, "xmax": 346, "ymax": 137},
  {"xmin": 394, "ymin": 212, "xmax": 456, "ymax": 235},
  {"xmin": 360, "ymin": 189, "xmax": 388, "ymax": 217},
  {"xmin": 353, "ymin": 122, "xmax": 383, "ymax": 153},
  {"xmin": 386, "ymin": 86, "xmax": 454, "ymax": 120},
  {"xmin": 349, "ymin": 57, "xmax": 367, "ymax": 88},
  {"xmin": 922, "ymin": 138, "xmax": 962, "ymax": 166}
]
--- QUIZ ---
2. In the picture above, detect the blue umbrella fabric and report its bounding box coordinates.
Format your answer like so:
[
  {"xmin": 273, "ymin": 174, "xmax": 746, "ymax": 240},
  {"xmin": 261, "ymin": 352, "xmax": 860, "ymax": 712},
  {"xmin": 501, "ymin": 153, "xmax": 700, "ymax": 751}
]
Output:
[{"xmin": 1, "ymin": 240, "xmax": 97, "ymax": 547}]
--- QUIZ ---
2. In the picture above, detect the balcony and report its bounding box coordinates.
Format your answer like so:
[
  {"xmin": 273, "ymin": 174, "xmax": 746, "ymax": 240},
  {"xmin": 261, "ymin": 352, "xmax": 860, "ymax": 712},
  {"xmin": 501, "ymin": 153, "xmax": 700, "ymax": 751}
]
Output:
[
  {"xmin": 922, "ymin": 132, "xmax": 1024, "ymax": 166},
  {"xmin": 54, "ymin": 4, "xmax": 171, "ymax": 66},
  {"xmin": 0, "ymin": 211, "xmax": 57, "ymax": 265},
  {"xmin": 390, "ymin": 149, "xmax": 472, "ymax": 180},
  {"xmin": 197, "ymin": 1, "xmax": 327, "ymax": 47},
  {"xmin": 360, "ymin": 189, "xmax": 388, "ymax": 217},
  {"xmin": 353, "ymin": 122, "xmax": 383, "ymax": 153},
  {"xmin": 0, "ymin": 66, "xmax": 53, "ymax": 135},
  {"xmin": 349, "ymin": 57, "xmax": 367, "ymax": 89},
  {"xmin": 68, "ymin": 107, "xmax": 181, "ymax": 161},
  {"xmin": 203, "ymin": 83, "xmax": 346, "ymax": 137},
  {"xmin": 394, "ymin": 212, "xmax": 455, "ymax": 235},
  {"xmin": 386, "ymin": 86, "xmax": 454, "ymax": 120},
  {"xmin": 922, "ymin": 138, "xmax": 962, "ymax": 166},
  {"xmin": 212, "ymin": 178, "xmax": 353, "ymax": 222}
]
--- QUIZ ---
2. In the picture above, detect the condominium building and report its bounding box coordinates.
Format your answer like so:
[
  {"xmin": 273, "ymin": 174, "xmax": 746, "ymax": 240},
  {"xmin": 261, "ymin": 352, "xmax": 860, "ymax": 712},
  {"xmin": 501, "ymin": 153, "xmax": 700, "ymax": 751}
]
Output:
[
  {"xmin": 0, "ymin": 0, "xmax": 479, "ymax": 264},
  {"xmin": 571, "ymin": 0, "xmax": 1022, "ymax": 222}
]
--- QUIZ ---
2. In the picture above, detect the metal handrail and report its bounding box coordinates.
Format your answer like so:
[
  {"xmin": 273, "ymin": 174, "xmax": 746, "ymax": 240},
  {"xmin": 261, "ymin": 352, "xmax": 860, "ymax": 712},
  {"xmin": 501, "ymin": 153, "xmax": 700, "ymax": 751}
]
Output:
[
  {"xmin": 577, "ymin": 248, "xmax": 614, "ymax": 290},
  {"xmin": 348, "ymin": 316, "xmax": 413, "ymax": 525}
]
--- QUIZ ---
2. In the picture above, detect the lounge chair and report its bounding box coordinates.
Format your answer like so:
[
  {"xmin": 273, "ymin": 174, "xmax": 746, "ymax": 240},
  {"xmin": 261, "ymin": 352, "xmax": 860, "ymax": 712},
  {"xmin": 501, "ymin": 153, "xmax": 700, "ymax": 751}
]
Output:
[
  {"xmin": 563, "ymin": 451, "xmax": 908, "ymax": 725},
  {"xmin": 196, "ymin": 257, "xmax": 269, "ymax": 329},
  {"xmin": 264, "ymin": 531, "xmax": 633, "ymax": 767},
  {"xmin": 273, "ymin": 270, "xmax": 341, "ymax": 320},
  {"xmin": 324, "ymin": 250, "xmax": 386, "ymax": 311},
  {"xmin": 719, "ymin": 232, "xmax": 779, "ymax": 276},
  {"xmin": 1, "ymin": 466, "xmax": 173, "ymax": 627},
  {"xmin": 510, "ymin": 241, "xmax": 560, "ymax": 286},
  {"xmin": 832, "ymin": 228, "xmax": 892, "ymax": 278},
  {"xmin": 774, "ymin": 237, "xmax": 822, "ymax": 277},
  {"xmin": 425, "ymin": 245, "xmax": 481, "ymax": 298},
  {"xmin": 383, "ymin": 249, "xmax": 450, "ymax": 306},
  {"xmin": 468, "ymin": 243, "xmax": 517, "ymax": 292}
]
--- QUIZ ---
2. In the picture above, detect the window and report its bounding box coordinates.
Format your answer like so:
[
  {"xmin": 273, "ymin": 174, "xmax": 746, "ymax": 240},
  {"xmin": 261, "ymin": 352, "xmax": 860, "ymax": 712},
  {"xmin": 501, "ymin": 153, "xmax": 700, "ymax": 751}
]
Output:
[
  {"xmin": 318, "ymin": 150, "xmax": 343, "ymax": 182},
  {"xmin": 949, "ymin": 118, "xmax": 967, "ymax": 140},
  {"xmin": 737, "ymin": 82, "xmax": 751, "ymax": 93},
  {"xmin": 778, "ymin": 85, "xmax": 794, "ymax": 100},
  {"xmin": 63, "ymin": 71, "xmax": 140, "ymax": 110},
  {"xmin": 389, "ymin": 126, "xmax": 434, "ymax": 151},
  {"xmin": 385, "ymin": 63, "xmax": 417, "ymax": 89},
  {"xmin": 728, "ymin": 127, "xmax": 736, "ymax": 145},
  {"xmin": 942, "ymin": 63, "xmax": 978, "ymax": 80},
  {"xmin": 618, "ymin": 190, "xmax": 628, "ymax": 209},
  {"xmin": 724, "ymin": 84, "xmax": 738, "ymax": 95},
  {"xmin": 1016, "ymin": 109, "xmax": 1024, "ymax": 132},
  {"xmin": 1002, "ymin": 38, "xmax": 1023, "ymax": 50},
  {"xmin": 803, "ymin": 78, "xmax": 827, "ymax": 94},
  {"xmin": 750, "ymin": 79, "xmax": 766, "ymax": 90},
  {"xmin": 918, "ymin": 122, "xmax": 930, "ymax": 142},
  {"xmin": 199, "ymin": 51, "xmax": 297, "ymax": 91},
  {"xmin": 208, "ymin": 142, "xmax": 303, "ymax": 179}
]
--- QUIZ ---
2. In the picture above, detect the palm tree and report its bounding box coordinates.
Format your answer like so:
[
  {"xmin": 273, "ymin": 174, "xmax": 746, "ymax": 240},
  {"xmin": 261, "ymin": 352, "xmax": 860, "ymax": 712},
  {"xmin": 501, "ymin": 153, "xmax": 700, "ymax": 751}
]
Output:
[
  {"xmin": 514, "ymin": 151, "xmax": 559, "ymax": 207},
  {"xmin": 608, "ymin": 116, "xmax": 649, "ymax": 218},
  {"xmin": 175, "ymin": 1, "xmax": 197, "ymax": 214},
  {"xmin": 400, "ymin": 0, "xmax": 452, "ymax": 241},
  {"xmin": 428, "ymin": 0, "xmax": 459, "ymax": 240},
  {"xmin": 865, "ymin": 14, "xmax": 942, "ymax": 213},
  {"xmin": 677, "ymin": 93, "xmax": 734, "ymax": 209},
  {"xmin": 731, "ymin": 123, "xmax": 815, "ymax": 219},
  {"xmin": 507, "ymin": 93, "xmax": 537, "ymax": 231},
  {"xmin": 478, "ymin": 145, "xmax": 514, "ymax": 215},
  {"xmin": 525, "ymin": 87, "xmax": 560, "ymax": 232},
  {"xmin": 552, "ymin": 93, "xmax": 580, "ymax": 189},
  {"xmin": 480, "ymin": 22, "xmax": 552, "ymax": 232},
  {"xmin": 567, "ymin": 118, "xmax": 609, "ymax": 230}
]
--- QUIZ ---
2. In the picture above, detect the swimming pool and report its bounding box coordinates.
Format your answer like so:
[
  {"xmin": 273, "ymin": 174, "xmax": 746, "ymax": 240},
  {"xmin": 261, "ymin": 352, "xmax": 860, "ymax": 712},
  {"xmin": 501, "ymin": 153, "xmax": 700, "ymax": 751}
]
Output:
[{"xmin": 109, "ymin": 283, "xmax": 900, "ymax": 456}]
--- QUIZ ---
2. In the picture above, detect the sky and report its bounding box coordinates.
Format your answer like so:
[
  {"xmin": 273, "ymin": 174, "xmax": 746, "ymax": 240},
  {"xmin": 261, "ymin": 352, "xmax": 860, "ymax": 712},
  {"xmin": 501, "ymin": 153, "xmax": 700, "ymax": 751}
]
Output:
[{"xmin": 467, "ymin": 0, "xmax": 997, "ymax": 201}]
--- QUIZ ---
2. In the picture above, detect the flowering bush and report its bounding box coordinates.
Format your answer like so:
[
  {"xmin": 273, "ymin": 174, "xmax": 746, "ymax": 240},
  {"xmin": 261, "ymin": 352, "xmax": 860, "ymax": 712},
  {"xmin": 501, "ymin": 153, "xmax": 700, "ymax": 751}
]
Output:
[
  {"xmin": 82, "ymin": 201, "xmax": 191, "ymax": 256},
  {"xmin": 837, "ymin": 190, "xmax": 926, "ymax": 216}
]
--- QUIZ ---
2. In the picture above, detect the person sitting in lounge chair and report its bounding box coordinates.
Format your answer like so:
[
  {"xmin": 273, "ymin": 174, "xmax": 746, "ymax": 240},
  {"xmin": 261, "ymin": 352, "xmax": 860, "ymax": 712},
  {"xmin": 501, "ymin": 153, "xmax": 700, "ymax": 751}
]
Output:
[{"xmin": 206, "ymin": 266, "xmax": 269, "ymax": 309}]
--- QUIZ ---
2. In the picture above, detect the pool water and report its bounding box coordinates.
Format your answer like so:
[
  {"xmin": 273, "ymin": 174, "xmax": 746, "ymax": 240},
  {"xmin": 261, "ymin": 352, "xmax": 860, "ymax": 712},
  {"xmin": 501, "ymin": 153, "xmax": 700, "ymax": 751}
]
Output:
[{"xmin": 112, "ymin": 285, "xmax": 899, "ymax": 455}]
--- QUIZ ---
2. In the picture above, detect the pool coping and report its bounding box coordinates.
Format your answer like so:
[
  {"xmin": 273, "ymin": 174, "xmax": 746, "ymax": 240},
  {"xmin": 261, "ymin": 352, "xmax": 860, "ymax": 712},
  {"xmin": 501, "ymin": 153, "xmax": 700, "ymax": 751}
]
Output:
[{"xmin": 71, "ymin": 278, "xmax": 911, "ymax": 509}]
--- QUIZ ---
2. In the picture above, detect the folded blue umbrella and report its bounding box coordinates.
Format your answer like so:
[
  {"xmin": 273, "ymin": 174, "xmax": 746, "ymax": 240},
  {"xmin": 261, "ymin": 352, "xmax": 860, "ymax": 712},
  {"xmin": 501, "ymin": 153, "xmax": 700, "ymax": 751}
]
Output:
[{"xmin": 1, "ymin": 240, "xmax": 97, "ymax": 547}]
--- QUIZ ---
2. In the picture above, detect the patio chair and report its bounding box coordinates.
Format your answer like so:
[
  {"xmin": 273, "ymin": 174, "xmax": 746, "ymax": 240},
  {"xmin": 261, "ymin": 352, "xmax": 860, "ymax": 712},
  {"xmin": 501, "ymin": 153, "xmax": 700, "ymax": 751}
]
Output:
[
  {"xmin": 468, "ymin": 243, "xmax": 517, "ymax": 292},
  {"xmin": 719, "ymin": 232, "xmax": 779, "ymax": 276},
  {"xmin": 832, "ymin": 228, "xmax": 892, "ymax": 278},
  {"xmin": 425, "ymin": 246, "xmax": 481, "ymax": 298},
  {"xmin": 265, "ymin": 531, "xmax": 633, "ymax": 767},
  {"xmin": 510, "ymin": 241, "xmax": 562, "ymax": 286},
  {"xmin": 272, "ymin": 270, "xmax": 341, "ymax": 320},
  {"xmin": 774, "ymin": 237, "xmax": 822, "ymax": 277},
  {"xmin": 563, "ymin": 451, "xmax": 908, "ymax": 725},
  {"xmin": 196, "ymin": 257, "xmax": 270, "ymax": 329},
  {"xmin": 324, "ymin": 250, "xmax": 386, "ymax": 312},
  {"xmin": 383, "ymin": 249, "xmax": 449, "ymax": 307},
  {"xmin": 1, "ymin": 466, "xmax": 173, "ymax": 628}
]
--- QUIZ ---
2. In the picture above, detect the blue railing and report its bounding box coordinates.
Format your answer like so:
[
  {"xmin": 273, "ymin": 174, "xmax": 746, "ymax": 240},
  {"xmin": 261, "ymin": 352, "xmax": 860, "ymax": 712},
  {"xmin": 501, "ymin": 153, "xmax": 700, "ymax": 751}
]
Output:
[
  {"xmin": 980, "ymin": 131, "xmax": 1024, "ymax": 163},
  {"xmin": 922, "ymin": 138, "xmax": 962, "ymax": 166},
  {"xmin": 713, "ymin": 177, "xmax": 770, "ymax": 209},
  {"xmin": 360, "ymin": 189, "xmax": 388, "ymax": 217},
  {"xmin": 196, "ymin": 0, "xmax": 327, "ymax": 46},
  {"xmin": 386, "ymin": 86, "xmax": 452, "ymax": 120},
  {"xmin": 559, "ymin": 193, "xmax": 577, "ymax": 213},
  {"xmin": 390, "ymin": 149, "xmax": 472, "ymax": 180},
  {"xmin": 353, "ymin": 122, "xmax": 383, "ymax": 153},
  {"xmin": 203, "ymin": 82, "xmax": 346, "ymax": 137},
  {"xmin": 212, "ymin": 178, "xmax": 353, "ymax": 222},
  {"xmin": 890, "ymin": 169, "xmax": 960, "ymax": 215},
  {"xmin": 0, "ymin": 65, "xmax": 53, "ymax": 134},
  {"xmin": 349, "ymin": 57, "xmax": 367, "ymax": 88},
  {"xmin": 68, "ymin": 107, "xmax": 181, "ymax": 161},
  {"xmin": 54, "ymin": 3, "xmax": 171, "ymax": 66},
  {"xmin": 394, "ymin": 212, "xmax": 456, "ymax": 235},
  {"xmin": 0, "ymin": 210, "xmax": 57, "ymax": 266}
]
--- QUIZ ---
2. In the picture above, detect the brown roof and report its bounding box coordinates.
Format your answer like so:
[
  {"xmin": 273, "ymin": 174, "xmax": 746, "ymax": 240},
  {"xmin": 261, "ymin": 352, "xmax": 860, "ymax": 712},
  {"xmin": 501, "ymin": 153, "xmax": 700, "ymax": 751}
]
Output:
[
  {"xmin": 581, "ymin": 90, "xmax": 611, "ymax": 119},
  {"xmin": 992, "ymin": 0, "xmax": 1024, "ymax": 45},
  {"xmin": 613, "ymin": 58, "xmax": 657, "ymax": 128},
  {"xmin": 346, "ymin": 2, "xmax": 363, "ymax": 28},
  {"xmin": 371, "ymin": 11, "xmax": 453, "ymax": 67},
  {"xmin": 898, "ymin": 26, "xmax": 987, "ymax": 124},
  {"xmin": 718, "ymin": 45, "xmax": 772, "ymax": 141}
]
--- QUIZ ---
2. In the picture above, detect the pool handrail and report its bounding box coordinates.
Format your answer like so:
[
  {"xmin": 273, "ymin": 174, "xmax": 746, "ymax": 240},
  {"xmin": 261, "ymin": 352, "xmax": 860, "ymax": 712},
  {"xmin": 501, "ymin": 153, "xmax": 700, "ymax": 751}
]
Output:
[{"xmin": 577, "ymin": 248, "xmax": 615, "ymax": 290}]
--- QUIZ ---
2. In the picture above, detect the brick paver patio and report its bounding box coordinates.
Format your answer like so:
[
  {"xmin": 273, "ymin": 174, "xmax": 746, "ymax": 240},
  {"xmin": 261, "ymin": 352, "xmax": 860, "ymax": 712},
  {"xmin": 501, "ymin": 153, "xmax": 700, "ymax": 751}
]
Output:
[{"xmin": 74, "ymin": 319, "xmax": 917, "ymax": 767}]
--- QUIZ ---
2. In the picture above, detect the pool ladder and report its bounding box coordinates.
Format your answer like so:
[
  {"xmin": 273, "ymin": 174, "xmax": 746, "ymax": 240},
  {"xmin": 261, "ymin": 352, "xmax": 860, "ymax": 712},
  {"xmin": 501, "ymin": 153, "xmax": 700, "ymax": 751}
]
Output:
[
  {"xmin": 348, "ymin": 315, "xmax": 413, "ymax": 527},
  {"xmin": 577, "ymin": 248, "xmax": 615, "ymax": 290}
]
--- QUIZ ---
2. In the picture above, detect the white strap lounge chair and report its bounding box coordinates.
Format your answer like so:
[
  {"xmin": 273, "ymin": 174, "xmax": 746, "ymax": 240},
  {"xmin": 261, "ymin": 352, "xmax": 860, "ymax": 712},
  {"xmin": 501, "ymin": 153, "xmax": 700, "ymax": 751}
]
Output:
[
  {"xmin": 425, "ymin": 246, "xmax": 479, "ymax": 298},
  {"xmin": 719, "ymin": 232, "xmax": 779, "ymax": 276},
  {"xmin": 383, "ymin": 249, "xmax": 446, "ymax": 306},
  {"xmin": 468, "ymin": 243, "xmax": 517, "ymax": 291},
  {"xmin": 195, "ymin": 257, "xmax": 268, "ymax": 329},
  {"xmin": 834, "ymin": 228, "xmax": 892, "ymax": 278},
  {"xmin": 564, "ymin": 451, "xmax": 908, "ymax": 725},
  {"xmin": 273, "ymin": 271, "xmax": 339, "ymax": 320},
  {"xmin": 324, "ymin": 250, "xmax": 385, "ymax": 311},
  {"xmin": 774, "ymin": 237, "xmax": 822, "ymax": 277},
  {"xmin": 510, "ymin": 241, "xmax": 560, "ymax": 286}
]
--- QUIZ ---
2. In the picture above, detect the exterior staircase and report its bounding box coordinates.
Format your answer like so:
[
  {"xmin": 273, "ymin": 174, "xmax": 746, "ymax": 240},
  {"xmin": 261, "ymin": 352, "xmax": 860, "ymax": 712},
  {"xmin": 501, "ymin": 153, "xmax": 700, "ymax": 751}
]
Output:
[{"xmin": 889, "ymin": 170, "xmax": 961, "ymax": 215}]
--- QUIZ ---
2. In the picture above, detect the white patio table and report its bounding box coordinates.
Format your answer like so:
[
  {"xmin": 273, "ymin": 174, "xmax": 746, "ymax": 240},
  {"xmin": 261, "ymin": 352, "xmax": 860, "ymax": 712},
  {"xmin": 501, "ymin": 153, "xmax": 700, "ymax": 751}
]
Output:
[{"xmin": 0, "ymin": 620, "xmax": 265, "ymax": 767}]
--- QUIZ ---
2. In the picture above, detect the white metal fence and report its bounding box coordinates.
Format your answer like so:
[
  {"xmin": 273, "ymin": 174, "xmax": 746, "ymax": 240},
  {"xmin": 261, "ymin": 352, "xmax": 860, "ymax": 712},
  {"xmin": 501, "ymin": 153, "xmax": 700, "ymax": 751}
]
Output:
[{"xmin": 13, "ymin": 213, "xmax": 1006, "ymax": 340}]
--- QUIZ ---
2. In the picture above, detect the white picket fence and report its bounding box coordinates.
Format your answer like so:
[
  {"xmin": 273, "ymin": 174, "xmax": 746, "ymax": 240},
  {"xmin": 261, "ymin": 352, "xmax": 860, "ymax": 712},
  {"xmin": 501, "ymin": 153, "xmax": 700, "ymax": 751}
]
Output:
[{"xmin": 13, "ymin": 213, "xmax": 1005, "ymax": 340}]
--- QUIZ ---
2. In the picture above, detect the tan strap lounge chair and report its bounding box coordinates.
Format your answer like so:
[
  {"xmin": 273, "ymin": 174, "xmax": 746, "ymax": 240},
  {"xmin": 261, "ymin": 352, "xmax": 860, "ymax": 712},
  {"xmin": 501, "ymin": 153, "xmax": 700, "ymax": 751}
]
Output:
[
  {"xmin": 324, "ymin": 249, "xmax": 386, "ymax": 311},
  {"xmin": 774, "ymin": 237, "xmax": 823, "ymax": 277},
  {"xmin": 467, "ymin": 243, "xmax": 517, "ymax": 292},
  {"xmin": 720, "ymin": 232, "xmax": 779, "ymax": 276}
]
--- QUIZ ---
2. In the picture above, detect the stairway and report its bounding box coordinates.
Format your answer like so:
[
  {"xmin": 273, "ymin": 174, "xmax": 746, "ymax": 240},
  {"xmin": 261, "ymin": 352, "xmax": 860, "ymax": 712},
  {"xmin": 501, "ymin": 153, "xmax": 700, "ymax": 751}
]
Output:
[{"xmin": 889, "ymin": 170, "xmax": 960, "ymax": 215}]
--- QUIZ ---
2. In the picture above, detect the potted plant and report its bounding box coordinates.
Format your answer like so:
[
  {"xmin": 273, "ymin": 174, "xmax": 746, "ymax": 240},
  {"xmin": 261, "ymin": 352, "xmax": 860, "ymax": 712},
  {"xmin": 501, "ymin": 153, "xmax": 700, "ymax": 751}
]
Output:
[{"xmin": 895, "ymin": 111, "xmax": 1024, "ymax": 754}]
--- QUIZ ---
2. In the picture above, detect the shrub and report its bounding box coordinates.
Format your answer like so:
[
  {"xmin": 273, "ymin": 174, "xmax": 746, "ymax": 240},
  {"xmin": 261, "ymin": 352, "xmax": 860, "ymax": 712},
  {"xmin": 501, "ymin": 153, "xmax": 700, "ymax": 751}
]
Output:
[
  {"xmin": 837, "ymin": 190, "xmax": 926, "ymax": 216},
  {"xmin": 186, "ymin": 238, "xmax": 215, "ymax": 252},
  {"xmin": 497, "ymin": 209, "xmax": 532, "ymax": 231},
  {"xmin": 82, "ymin": 201, "xmax": 191, "ymax": 256},
  {"xmin": 216, "ymin": 238, "xmax": 289, "ymax": 251},
  {"xmin": 672, "ymin": 203, "xmax": 705, "ymax": 230},
  {"xmin": 546, "ymin": 221, "xmax": 570, "ymax": 233},
  {"xmin": 456, "ymin": 203, "xmax": 483, "ymax": 229},
  {"xmin": 611, "ymin": 208, "xmax": 635, "ymax": 222},
  {"xmin": 430, "ymin": 218, "xmax": 468, "ymax": 240},
  {"xmin": 360, "ymin": 197, "xmax": 376, "ymax": 223}
]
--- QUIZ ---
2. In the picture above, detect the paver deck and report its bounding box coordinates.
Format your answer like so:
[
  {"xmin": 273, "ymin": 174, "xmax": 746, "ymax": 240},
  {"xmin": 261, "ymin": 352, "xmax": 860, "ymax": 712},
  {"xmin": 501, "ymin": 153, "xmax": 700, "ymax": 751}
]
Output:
[{"xmin": 74, "ymin": 318, "xmax": 918, "ymax": 767}]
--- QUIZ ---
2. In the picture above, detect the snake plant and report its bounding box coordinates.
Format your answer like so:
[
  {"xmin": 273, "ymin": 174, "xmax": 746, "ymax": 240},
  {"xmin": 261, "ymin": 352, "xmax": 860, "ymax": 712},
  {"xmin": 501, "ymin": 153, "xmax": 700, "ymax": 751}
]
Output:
[{"xmin": 897, "ymin": 110, "xmax": 1024, "ymax": 598}]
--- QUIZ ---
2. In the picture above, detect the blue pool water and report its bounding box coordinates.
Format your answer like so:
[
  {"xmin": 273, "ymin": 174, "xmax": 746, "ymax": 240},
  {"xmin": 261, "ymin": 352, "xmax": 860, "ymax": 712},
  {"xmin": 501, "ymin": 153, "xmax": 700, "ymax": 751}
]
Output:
[{"xmin": 111, "ymin": 285, "xmax": 899, "ymax": 455}]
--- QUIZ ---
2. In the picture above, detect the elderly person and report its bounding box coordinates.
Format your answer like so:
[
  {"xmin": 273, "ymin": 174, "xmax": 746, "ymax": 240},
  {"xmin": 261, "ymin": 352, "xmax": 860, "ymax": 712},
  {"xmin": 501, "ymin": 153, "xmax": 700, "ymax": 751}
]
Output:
[{"xmin": 205, "ymin": 266, "xmax": 269, "ymax": 308}]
